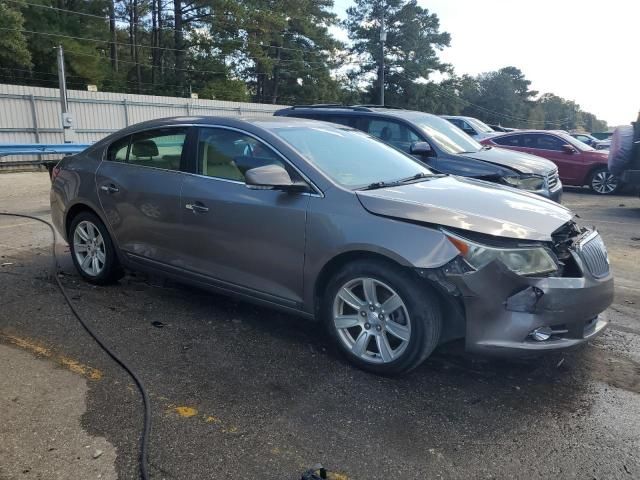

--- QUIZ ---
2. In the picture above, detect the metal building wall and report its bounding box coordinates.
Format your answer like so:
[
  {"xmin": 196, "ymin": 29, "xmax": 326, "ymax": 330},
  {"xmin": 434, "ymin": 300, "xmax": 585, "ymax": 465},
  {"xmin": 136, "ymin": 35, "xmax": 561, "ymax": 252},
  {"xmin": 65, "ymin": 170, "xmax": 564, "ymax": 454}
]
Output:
[{"xmin": 0, "ymin": 83, "xmax": 288, "ymax": 165}]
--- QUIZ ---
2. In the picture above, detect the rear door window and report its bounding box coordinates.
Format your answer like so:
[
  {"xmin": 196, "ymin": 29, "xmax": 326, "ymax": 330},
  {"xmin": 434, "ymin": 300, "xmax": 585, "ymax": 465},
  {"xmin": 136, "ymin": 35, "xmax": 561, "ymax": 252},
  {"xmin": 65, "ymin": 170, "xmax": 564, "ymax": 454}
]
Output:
[
  {"xmin": 128, "ymin": 128, "xmax": 188, "ymax": 170},
  {"xmin": 493, "ymin": 135, "xmax": 523, "ymax": 147}
]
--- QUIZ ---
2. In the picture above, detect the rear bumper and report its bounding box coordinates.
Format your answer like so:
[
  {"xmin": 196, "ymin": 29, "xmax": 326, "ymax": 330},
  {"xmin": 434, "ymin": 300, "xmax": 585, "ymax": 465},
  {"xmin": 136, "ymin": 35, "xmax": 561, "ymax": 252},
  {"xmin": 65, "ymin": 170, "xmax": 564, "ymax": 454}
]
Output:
[{"xmin": 446, "ymin": 261, "xmax": 614, "ymax": 356}]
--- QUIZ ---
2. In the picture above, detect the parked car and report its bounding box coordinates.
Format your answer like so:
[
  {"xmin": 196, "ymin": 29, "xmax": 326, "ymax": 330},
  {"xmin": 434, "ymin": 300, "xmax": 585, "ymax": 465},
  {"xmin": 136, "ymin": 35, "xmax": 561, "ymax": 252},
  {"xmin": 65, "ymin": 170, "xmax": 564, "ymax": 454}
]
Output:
[
  {"xmin": 570, "ymin": 132, "xmax": 609, "ymax": 150},
  {"xmin": 440, "ymin": 115, "xmax": 500, "ymax": 141},
  {"xmin": 591, "ymin": 132, "xmax": 613, "ymax": 141},
  {"xmin": 275, "ymin": 105, "xmax": 562, "ymax": 202},
  {"xmin": 481, "ymin": 130, "xmax": 620, "ymax": 195},
  {"xmin": 50, "ymin": 116, "xmax": 613, "ymax": 374}
]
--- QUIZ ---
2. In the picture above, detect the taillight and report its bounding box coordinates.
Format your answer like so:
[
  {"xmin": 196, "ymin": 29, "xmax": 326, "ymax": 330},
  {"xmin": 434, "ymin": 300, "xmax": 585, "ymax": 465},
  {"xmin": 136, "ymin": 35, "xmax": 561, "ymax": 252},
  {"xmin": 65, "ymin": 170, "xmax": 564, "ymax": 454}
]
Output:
[{"xmin": 51, "ymin": 164, "xmax": 61, "ymax": 182}]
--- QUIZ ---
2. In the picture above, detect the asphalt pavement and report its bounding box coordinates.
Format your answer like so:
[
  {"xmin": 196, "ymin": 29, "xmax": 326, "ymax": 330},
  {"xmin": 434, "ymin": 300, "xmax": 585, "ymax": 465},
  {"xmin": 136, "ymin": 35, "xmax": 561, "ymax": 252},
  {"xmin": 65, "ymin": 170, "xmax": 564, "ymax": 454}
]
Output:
[{"xmin": 1, "ymin": 172, "xmax": 639, "ymax": 480}]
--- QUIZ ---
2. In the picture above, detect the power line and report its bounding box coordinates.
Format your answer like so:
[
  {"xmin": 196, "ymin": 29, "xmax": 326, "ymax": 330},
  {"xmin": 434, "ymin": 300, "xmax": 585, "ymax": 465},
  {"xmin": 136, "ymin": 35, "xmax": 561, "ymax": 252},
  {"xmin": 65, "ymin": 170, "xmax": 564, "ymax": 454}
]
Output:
[
  {"xmin": 1, "ymin": 4, "xmax": 338, "ymax": 60},
  {"xmin": 63, "ymin": 47, "xmax": 332, "ymax": 76},
  {"xmin": 392, "ymin": 70, "xmax": 570, "ymax": 126},
  {"xmin": 1, "ymin": 23, "xmax": 338, "ymax": 71},
  {"xmin": 0, "ymin": 65, "xmax": 197, "ymax": 93}
]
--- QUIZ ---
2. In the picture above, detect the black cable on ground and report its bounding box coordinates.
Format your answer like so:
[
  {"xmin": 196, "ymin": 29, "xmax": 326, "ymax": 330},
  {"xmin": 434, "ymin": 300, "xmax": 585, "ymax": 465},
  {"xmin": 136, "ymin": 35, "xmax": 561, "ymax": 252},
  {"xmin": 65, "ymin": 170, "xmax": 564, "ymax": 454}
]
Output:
[{"xmin": 0, "ymin": 212, "xmax": 151, "ymax": 480}]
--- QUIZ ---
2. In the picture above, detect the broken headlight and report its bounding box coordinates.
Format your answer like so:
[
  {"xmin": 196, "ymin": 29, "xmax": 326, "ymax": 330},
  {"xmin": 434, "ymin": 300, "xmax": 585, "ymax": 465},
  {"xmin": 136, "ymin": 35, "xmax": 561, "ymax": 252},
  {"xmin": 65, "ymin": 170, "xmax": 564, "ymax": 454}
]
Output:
[
  {"xmin": 502, "ymin": 175, "xmax": 545, "ymax": 191},
  {"xmin": 445, "ymin": 231, "xmax": 558, "ymax": 276}
]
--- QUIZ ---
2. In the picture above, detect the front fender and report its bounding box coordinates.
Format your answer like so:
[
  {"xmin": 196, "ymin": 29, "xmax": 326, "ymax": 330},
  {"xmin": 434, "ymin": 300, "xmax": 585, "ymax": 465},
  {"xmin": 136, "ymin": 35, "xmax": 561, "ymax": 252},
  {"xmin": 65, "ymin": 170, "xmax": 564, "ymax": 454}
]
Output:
[{"xmin": 302, "ymin": 194, "xmax": 459, "ymax": 313}]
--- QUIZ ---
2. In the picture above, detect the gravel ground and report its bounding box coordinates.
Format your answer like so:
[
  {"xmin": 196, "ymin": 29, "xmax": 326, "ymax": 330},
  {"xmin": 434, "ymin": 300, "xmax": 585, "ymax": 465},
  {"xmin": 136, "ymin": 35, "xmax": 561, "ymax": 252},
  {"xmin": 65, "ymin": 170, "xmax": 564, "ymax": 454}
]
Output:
[{"xmin": 1, "ymin": 172, "xmax": 639, "ymax": 480}]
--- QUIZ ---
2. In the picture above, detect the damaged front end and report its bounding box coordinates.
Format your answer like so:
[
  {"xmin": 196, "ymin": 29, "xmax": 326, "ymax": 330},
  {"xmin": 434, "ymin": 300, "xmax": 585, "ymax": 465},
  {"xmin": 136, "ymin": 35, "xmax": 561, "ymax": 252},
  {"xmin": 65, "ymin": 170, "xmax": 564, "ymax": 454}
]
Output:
[{"xmin": 421, "ymin": 221, "xmax": 614, "ymax": 355}]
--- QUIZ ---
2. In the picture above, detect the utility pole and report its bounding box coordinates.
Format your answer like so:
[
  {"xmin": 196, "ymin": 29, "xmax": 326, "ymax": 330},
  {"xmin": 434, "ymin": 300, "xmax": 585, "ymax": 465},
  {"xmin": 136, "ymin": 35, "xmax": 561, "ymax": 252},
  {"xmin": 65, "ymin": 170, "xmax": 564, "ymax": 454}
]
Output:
[
  {"xmin": 379, "ymin": 4, "xmax": 386, "ymax": 106},
  {"xmin": 56, "ymin": 45, "xmax": 76, "ymax": 143}
]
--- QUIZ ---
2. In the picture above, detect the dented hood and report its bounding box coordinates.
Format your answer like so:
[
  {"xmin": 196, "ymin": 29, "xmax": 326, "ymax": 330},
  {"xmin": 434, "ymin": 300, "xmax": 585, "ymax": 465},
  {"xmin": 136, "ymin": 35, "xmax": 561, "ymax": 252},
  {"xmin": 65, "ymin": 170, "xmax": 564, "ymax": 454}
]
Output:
[
  {"xmin": 356, "ymin": 176, "xmax": 573, "ymax": 241},
  {"xmin": 460, "ymin": 147, "xmax": 557, "ymax": 175}
]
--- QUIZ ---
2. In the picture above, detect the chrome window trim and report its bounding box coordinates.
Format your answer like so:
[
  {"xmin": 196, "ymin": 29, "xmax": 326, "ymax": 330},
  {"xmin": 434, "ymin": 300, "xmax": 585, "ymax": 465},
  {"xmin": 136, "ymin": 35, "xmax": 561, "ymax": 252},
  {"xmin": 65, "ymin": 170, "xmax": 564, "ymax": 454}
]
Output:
[{"xmin": 100, "ymin": 122, "xmax": 324, "ymax": 197}]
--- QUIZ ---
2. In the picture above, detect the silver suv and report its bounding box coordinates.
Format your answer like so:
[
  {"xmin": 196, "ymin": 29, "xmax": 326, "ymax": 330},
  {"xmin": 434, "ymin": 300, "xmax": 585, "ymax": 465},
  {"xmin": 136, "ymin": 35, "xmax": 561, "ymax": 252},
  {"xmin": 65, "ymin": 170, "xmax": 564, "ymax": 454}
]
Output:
[{"xmin": 50, "ymin": 116, "xmax": 613, "ymax": 374}]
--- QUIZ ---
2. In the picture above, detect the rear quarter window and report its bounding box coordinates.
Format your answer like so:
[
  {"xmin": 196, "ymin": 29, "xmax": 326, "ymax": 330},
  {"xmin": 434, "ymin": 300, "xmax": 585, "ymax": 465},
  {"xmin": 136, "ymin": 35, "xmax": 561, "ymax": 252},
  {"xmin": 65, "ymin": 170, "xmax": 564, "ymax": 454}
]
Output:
[{"xmin": 106, "ymin": 136, "xmax": 130, "ymax": 162}]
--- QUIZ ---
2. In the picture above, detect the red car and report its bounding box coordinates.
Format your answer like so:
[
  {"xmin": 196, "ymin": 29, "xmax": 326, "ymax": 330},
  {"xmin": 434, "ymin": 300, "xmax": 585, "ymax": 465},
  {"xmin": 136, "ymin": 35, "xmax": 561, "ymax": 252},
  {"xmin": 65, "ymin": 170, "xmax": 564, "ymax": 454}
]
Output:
[{"xmin": 481, "ymin": 130, "xmax": 618, "ymax": 195}]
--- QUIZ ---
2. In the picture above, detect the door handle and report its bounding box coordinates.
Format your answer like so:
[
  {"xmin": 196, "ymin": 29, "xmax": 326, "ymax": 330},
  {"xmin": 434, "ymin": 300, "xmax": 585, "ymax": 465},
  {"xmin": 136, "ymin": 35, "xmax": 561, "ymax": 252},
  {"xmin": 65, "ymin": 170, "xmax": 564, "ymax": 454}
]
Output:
[
  {"xmin": 100, "ymin": 184, "xmax": 119, "ymax": 194},
  {"xmin": 185, "ymin": 202, "xmax": 209, "ymax": 214}
]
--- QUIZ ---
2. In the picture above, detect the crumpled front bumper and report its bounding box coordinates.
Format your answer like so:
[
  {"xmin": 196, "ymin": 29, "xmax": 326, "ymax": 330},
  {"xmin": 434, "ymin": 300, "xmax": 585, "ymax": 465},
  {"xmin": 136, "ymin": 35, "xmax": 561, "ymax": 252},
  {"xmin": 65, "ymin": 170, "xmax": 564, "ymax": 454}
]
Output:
[{"xmin": 445, "ymin": 260, "xmax": 614, "ymax": 355}]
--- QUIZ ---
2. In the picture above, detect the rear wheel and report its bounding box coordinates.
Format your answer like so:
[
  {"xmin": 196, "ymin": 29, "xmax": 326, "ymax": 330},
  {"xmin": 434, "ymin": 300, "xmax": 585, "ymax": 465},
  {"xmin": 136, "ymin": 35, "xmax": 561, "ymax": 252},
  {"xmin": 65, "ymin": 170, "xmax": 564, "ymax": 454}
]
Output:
[
  {"xmin": 69, "ymin": 212, "xmax": 123, "ymax": 285},
  {"xmin": 588, "ymin": 167, "xmax": 619, "ymax": 195},
  {"xmin": 322, "ymin": 259, "xmax": 442, "ymax": 375}
]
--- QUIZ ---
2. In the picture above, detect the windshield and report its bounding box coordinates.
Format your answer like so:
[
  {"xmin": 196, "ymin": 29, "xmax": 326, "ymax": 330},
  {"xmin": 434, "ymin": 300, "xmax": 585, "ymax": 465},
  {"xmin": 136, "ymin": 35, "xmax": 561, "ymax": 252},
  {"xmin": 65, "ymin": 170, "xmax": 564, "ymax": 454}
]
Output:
[
  {"xmin": 466, "ymin": 117, "xmax": 495, "ymax": 133},
  {"xmin": 402, "ymin": 113, "xmax": 483, "ymax": 154},
  {"xmin": 270, "ymin": 125, "xmax": 431, "ymax": 188}
]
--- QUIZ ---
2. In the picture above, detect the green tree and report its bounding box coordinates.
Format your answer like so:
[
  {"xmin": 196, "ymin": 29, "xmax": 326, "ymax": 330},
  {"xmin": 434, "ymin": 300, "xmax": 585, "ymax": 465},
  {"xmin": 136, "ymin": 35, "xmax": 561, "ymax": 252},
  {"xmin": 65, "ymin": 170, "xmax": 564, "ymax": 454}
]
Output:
[
  {"xmin": 0, "ymin": 0, "xmax": 32, "ymax": 75},
  {"xmin": 345, "ymin": 0, "xmax": 450, "ymax": 106},
  {"xmin": 458, "ymin": 67, "xmax": 535, "ymax": 128},
  {"xmin": 226, "ymin": 0, "xmax": 342, "ymax": 104}
]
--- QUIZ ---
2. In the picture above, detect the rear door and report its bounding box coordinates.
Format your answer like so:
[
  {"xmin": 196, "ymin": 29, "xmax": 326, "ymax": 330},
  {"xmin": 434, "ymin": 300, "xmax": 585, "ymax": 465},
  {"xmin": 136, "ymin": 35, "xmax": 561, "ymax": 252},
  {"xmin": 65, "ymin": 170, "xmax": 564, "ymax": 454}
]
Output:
[
  {"xmin": 179, "ymin": 126, "xmax": 310, "ymax": 305},
  {"xmin": 96, "ymin": 127, "xmax": 191, "ymax": 266}
]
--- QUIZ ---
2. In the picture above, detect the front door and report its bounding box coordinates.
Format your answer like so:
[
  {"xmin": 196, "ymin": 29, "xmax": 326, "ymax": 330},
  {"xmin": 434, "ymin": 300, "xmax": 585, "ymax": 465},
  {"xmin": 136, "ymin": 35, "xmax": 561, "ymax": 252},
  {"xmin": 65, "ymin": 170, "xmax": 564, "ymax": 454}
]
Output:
[
  {"xmin": 96, "ymin": 127, "xmax": 190, "ymax": 266},
  {"xmin": 180, "ymin": 127, "xmax": 309, "ymax": 305},
  {"xmin": 521, "ymin": 134, "xmax": 583, "ymax": 184}
]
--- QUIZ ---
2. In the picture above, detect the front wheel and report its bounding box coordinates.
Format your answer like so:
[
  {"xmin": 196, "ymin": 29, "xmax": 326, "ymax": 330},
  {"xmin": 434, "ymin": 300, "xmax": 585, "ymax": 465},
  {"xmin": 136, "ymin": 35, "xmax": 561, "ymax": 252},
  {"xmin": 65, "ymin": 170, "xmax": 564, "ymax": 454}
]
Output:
[
  {"xmin": 322, "ymin": 259, "xmax": 442, "ymax": 375},
  {"xmin": 588, "ymin": 167, "xmax": 619, "ymax": 195}
]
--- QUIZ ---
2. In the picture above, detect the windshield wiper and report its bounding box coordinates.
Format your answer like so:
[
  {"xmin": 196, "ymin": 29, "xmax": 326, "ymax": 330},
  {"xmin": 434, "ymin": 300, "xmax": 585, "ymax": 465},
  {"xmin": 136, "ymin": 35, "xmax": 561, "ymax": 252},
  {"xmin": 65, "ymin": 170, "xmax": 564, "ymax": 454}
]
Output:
[{"xmin": 360, "ymin": 172, "xmax": 443, "ymax": 191}]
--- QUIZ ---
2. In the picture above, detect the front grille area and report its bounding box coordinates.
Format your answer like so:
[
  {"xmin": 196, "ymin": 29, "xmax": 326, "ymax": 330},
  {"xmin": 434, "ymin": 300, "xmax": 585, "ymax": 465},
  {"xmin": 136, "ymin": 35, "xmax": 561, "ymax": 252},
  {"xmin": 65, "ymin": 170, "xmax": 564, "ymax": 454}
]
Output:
[
  {"xmin": 547, "ymin": 169, "xmax": 560, "ymax": 189},
  {"xmin": 579, "ymin": 233, "xmax": 610, "ymax": 278}
]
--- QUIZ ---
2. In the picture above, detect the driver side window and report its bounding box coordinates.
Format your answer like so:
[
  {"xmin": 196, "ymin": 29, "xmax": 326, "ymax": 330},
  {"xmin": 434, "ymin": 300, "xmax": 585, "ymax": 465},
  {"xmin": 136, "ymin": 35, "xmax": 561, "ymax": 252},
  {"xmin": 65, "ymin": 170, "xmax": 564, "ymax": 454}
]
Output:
[
  {"xmin": 196, "ymin": 128, "xmax": 293, "ymax": 182},
  {"xmin": 366, "ymin": 119, "xmax": 421, "ymax": 153}
]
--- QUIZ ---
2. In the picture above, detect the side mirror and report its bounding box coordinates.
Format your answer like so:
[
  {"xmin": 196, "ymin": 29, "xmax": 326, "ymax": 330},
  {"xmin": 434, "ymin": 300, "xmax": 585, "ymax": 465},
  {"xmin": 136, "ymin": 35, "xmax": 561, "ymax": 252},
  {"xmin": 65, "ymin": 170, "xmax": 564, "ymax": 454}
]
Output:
[
  {"xmin": 245, "ymin": 164, "xmax": 308, "ymax": 192},
  {"xmin": 410, "ymin": 141, "xmax": 432, "ymax": 156},
  {"xmin": 562, "ymin": 144, "xmax": 577, "ymax": 154}
]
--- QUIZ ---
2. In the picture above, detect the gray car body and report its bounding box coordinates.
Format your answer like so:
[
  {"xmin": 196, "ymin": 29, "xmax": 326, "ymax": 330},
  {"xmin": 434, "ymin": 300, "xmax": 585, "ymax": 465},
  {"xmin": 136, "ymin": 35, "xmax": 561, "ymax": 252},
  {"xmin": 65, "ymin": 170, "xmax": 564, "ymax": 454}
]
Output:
[{"xmin": 51, "ymin": 116, "xmax": 613, "ymax": 355}]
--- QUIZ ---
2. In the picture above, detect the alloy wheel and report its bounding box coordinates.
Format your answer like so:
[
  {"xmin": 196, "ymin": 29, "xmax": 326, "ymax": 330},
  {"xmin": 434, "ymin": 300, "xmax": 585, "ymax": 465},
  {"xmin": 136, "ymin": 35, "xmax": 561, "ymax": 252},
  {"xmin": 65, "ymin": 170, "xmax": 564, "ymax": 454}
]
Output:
[
  {"xmin": 332, "ymin": 277, "xmax": 411, "ymax": 364},
  {"xmin": 591, "ymin": 171, "xmax": 618, "ymax": 195},
  {"xmin": 73, "ymin": 220, "xmax": 106, "ymax": 276}
]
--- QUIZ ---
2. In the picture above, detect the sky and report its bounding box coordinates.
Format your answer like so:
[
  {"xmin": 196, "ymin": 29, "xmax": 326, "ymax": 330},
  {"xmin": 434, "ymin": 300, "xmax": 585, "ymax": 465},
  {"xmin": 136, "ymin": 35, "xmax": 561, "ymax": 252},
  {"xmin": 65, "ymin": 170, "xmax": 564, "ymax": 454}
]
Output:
[{"xmin": 331, "ymin": 0, "xmax": 640, "ymax": 127}]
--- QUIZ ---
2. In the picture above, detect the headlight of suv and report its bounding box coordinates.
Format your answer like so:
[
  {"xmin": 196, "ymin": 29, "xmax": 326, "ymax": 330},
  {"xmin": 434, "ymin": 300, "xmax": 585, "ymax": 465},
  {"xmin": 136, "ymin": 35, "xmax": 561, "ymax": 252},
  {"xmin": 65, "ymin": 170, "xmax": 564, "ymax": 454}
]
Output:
[
  {"xmin": 445, "ymin": 231, "xmax": 558, "ymax": 276},
  {"xmin": 502, "ymin": 175, "xmax": 545, "ymax": 191}
]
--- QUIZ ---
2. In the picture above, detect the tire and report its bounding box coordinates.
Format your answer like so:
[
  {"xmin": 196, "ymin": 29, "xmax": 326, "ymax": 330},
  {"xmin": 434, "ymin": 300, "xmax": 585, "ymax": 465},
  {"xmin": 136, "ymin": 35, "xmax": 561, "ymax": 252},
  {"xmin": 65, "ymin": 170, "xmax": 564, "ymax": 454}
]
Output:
[
  {"xmin": 322, "ymin": 259, "xmax": 442, "ymax": 375},
  {"xmin": 588, "ymin": 167, "xmax": 620, "ymax": 195},
  {"xmin": 68, "ymin": 211, "xmax": 123, "ymax": 285}
]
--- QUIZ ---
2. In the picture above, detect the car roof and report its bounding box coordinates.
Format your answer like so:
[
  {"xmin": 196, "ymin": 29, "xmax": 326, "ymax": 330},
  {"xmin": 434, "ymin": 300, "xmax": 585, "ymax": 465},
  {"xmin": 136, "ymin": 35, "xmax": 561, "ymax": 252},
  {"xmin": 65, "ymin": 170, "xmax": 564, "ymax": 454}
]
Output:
[
  {"xmin": 440, "ymin": 115, "xmax": 473, "ymax": 120},
  {"xmin": 86, "ymin": 115, "xmax": 344, "ymax": 153},
  {"xmin": 491, "ymin": 129, "xmax": 568, "ymax": 136},
  {"xmin": 275, "ymin": 105, "xmax": 442, "ymax": 123},
  {"xmin": 101, "ymin": 115, "xmax": 332, "ymax": 137}
]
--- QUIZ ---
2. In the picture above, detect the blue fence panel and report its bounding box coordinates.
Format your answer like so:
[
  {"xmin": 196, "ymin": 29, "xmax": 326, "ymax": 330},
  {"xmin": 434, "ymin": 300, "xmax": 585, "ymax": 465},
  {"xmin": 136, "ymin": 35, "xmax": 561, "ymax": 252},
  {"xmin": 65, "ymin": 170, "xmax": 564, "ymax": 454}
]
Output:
[{"xmin": 0, "ymin": 143, "xmax": 90, "ymax": 157}]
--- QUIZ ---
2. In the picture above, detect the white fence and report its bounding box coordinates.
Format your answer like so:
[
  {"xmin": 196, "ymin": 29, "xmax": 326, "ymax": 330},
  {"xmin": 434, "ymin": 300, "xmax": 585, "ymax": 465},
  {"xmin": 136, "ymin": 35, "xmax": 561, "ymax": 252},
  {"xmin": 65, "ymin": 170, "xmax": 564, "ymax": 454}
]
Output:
[{"xmin": 0, "ymin": 83, "xmax": 287, "ymax": 165}]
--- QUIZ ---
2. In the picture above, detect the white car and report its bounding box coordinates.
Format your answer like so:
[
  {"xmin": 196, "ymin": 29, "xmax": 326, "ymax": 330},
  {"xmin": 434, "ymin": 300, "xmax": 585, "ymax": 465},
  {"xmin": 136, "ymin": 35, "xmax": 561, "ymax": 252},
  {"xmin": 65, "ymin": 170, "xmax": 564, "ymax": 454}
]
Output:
[{"xmin": 441, "ymin": 115, "xmax": 501, "ymax": 141}]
